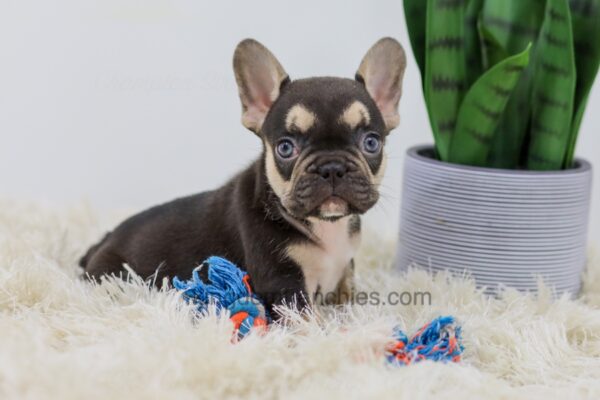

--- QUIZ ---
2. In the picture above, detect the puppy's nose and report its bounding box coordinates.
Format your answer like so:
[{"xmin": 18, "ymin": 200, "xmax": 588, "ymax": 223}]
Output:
[{"xmin": 317, "ymin": 161, "xmax": 347, "ymax": 180}]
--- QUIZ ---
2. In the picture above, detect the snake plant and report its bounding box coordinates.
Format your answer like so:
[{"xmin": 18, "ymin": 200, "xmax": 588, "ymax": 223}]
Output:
[{"xmin": 404, "ymin": 0, "xmax": 600, "ymax": 170}]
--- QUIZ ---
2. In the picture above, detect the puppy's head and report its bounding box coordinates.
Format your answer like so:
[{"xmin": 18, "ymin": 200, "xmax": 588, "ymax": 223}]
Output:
[{"xmin": 233, "ymin": 38, "xmax": 406, "ymax": 220}]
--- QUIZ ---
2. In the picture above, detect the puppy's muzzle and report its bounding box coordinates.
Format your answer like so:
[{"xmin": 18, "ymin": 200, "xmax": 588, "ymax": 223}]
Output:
[
  {"xmin": 287, "ymin": 153, "xmax": 377, "ymax": 219},
  {"xmin": 306, "ymin": 158, "xmax": 359, "ymax": 187}
]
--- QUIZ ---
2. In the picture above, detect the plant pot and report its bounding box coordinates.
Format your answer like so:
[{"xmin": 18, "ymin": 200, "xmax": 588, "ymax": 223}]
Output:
[{"xmin": 397, "ymin": 145, "xmax": 593, "ymax": 297}]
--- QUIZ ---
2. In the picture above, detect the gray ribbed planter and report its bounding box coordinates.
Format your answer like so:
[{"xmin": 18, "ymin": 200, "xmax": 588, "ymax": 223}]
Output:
[{"xmin": 397, "ymin": 145, "xmax": 593, "ymax": 297}]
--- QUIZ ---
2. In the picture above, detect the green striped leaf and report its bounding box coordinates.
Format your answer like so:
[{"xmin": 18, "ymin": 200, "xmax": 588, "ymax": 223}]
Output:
[
  {"xmin": 425, "ymin": 0, "xmax": 468, "ymax": 161},
  {"xmin": 527, "ymin": 0, "xmax": 576, "ymax": 170},
  {"xmin": 448, "ymin": 45, "xmax": 531, "ymax": 166},
  {"xmin": 403, "ymin": 0, "xmax": 428, "ymax": 81},
  {"xmin": 480, "ymin": 25, "xmax": 509, "ymax": 69},
  {"xmin": 465, "ymin": 0, "xmax": 485, "ymax": 85},
  {"xmin": 481, "ymin": 0, "xmax": 546, "ymax": 168},
  {"xmin": 481, "ymin": 0, "xmax": 546, "ymax": 54},
  {"xmin": 563, "ymin": 0, "xmax": 600, "ymax": 167}
]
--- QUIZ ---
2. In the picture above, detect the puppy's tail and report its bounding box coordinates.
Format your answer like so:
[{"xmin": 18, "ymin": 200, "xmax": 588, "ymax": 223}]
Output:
[{"xmin": 79, "ymin": 233, "xmax": 111, "ymax": 269}]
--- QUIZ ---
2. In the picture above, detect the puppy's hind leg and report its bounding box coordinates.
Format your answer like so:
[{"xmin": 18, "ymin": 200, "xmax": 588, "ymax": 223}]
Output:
[
  {"xmin": 79, "ymin": 232, "xmax": 111, "ymax": 269},
  {"xmin": 81, "ymin": 241, "xmax": 127, "ymax": 282}
]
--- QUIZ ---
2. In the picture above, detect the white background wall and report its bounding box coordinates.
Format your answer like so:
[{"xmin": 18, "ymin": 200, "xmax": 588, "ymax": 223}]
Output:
[{"xmin": 1, "ymin": 0, "xmax": 598, "ymax": 245}]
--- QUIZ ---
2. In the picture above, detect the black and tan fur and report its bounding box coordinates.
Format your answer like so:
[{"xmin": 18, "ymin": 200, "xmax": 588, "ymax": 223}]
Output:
[{"xmin": 80, "ymin": 38, "xmax": 407, "ymax": 315}]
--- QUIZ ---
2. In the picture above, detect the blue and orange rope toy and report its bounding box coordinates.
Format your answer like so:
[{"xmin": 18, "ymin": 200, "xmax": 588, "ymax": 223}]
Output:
[
  {"xmin": 386, "ymin": 316, "xmax": 463, "ymax": 365},
  {"xmin": 173, "ymin": 256, "xmax": 464, "ymax": 364},
  {"xmin": 173, "ymin": 256, "xmax": 269, "ymax": 341}
]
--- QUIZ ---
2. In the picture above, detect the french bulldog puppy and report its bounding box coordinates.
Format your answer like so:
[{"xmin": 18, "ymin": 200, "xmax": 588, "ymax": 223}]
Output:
[{"xmin": 80, "ymin": 38, "xmax": 406, "ymax": 315}]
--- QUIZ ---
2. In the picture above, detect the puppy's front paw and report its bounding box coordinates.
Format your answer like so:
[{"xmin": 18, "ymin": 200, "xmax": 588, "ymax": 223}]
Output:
[
  {"xmin": 314, "ymin": 264, "xmax": 354, "ymax": 306},
  {"xmin": 331, "ymin": 266, "xmax": 355, "ymax": 305}
]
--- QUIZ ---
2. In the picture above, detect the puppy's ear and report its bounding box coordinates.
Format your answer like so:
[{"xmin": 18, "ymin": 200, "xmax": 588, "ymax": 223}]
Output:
[
  {"xmin": 356, "ymin": 37, "xmax": 406, "ymax": 131},
  {"xmin": 233, "ymin": 39, "xmax": 289, "ymax": 133}
]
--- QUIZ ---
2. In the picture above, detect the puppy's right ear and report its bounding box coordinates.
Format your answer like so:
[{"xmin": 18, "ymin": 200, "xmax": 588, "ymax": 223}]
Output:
[{"xmin": 233, "ymin": 39, "xmax": 289, "ymax": 133}]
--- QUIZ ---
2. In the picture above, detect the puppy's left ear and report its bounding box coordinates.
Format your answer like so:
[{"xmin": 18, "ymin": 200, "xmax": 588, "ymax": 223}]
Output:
[
  {"xmin": 356, "ymin": 37, "xmax": 407, "ymax": 131},
  {"xmin": 233, "ymin": 39, "xmax": 290, "ymax": 133}
]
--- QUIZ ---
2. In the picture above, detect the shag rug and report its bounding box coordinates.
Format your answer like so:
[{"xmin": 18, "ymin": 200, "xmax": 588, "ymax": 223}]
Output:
[{"xmin": 2, "ymin": 200, "xmax": 600, "ymax": 400}]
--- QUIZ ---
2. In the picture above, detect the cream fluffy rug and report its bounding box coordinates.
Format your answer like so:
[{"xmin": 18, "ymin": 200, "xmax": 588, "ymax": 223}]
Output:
[{"xmin": 2, "ymin": 200, "xmax": 600, "ymax": 400}]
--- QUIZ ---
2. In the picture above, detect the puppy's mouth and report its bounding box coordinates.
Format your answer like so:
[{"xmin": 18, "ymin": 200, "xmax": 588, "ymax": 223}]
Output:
[
  {"xmin": 317, "ymin": 196, "xmax": 349, "ymax": 220},
  {"xmin": 287, "ymin": 180, "xmax": 378, "ymax": 221}
]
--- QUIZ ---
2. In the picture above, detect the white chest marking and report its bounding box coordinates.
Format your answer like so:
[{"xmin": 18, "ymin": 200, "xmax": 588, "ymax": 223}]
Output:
[{"xmin": 286, "ymin": 216, "xmax": 360, "ymax": 300}]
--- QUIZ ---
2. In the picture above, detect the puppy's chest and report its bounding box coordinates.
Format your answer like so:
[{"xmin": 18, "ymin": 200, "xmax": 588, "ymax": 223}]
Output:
[{"xmin": 286, "ymin": 216, "xmax": 360, "ymax": 298}]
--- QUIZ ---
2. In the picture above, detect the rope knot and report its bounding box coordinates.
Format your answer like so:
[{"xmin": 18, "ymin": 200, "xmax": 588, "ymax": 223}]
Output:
[{"xmin": 386, "ymin": 316, "xmax": 464, "ymax": 366}]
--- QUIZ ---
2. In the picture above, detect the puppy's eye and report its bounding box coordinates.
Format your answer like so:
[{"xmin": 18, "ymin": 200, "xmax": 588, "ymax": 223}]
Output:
[
  {"xmin": 361, "ymin": 132, "xmax": 382, "ymax": 154},
  {"xmin": 276, "ymin": 138, "xmax": 298, "ymax": 159}
]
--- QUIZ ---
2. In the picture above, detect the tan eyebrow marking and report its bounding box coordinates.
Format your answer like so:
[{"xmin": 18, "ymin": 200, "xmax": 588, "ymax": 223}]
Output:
[
  {"xmin": 285, "ymin": 104, "xmax": 317, "ymax": 133},
  {"xmin": 340, "ymin": 100, "xmax": 371, "ymax": 129}
]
